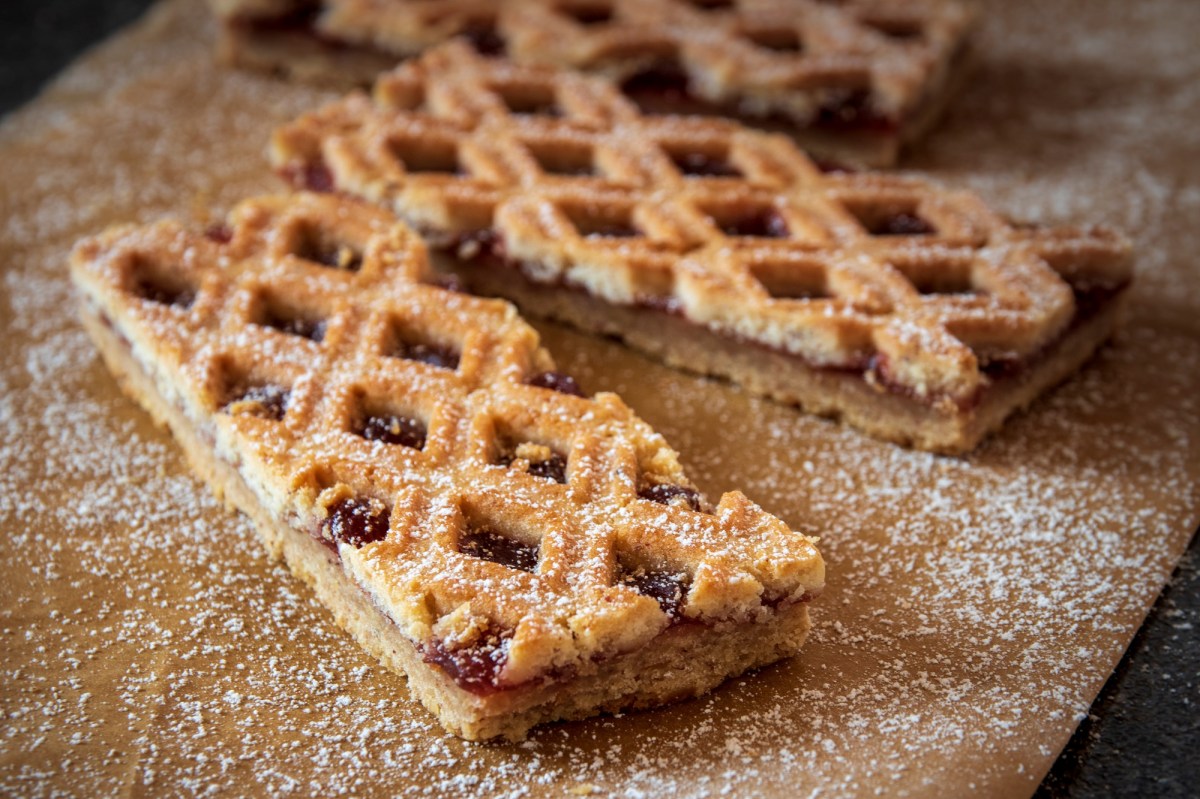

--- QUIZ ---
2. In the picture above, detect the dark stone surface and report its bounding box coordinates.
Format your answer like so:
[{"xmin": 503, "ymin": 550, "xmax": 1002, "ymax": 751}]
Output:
[{"xmin": 2, "ymin": 1, "xmax": 1196, "ymax": 795}]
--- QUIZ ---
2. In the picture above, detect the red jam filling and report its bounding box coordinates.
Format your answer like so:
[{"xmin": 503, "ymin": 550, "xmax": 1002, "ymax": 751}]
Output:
[
  {"xmin": 670, "ymin": 150, "xmax": 742, "ymax": 177},
  {"xmin": 620, "ymin": 567, "xmax": 689, "ymax": 620},
  {"xmin": 422, "ymin": 630, "xmax": 511, "ymax": 695},
  {"xmin": 263, "ymin": 311, "xmax": 327, "ymax": 343},
  {"xmin": 718, "ymin": 208, "xmax": 789, "ymax": 238},
  {"xmin": 868, "ymin": 211, "xmax": 935, "ymax": 236},
  {"xmin": 203, "ymin": 223, "xmax": 233, "ymax": 244},
  {"xmin": 390, "ymin": 339, "xmax": 460, "ymax": 371},
  {"xmin": 135, "ymin": 273, "xmax": 195, "ymax": 310},
  {"xmin": 321, "ymin": 496, "xmax": 390, "ymax": 548},
  {"xmin": 459, "ymin": 526, "xmax": 539, "ymax": 572},
  {"xmin": 498, "ymin": 446, "xmax": 568, "ymax": 484},
  {"xmin": 358, "ymin": 414, "xmax": 426, "ymax": 449},
  {"xmin": 638, "ymin": 483, "xmax": 703, "ymax": 512},
  {"xmin": 812, "ymin": 89, "xmax": 897, "ymax": 135},
  {"xmin": 526, "ymin": 370, "xmax": 585, "ymax": 397}
]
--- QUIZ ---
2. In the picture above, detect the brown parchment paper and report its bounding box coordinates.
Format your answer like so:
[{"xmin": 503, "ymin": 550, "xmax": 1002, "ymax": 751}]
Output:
[{"xmin": 2, "ymin": 1, "xmax": 1198, "ymax": 796}]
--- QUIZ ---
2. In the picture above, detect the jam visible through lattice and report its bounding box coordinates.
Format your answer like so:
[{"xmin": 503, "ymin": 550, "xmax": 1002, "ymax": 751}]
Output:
[
  {"xmin": 459, "ymin": 524, "xmax": 540, "ymax": 573},
  {"xmin": 133, "ymin": 258, "xmax": 196, "ymax": 309},
  {"xmin": 619, "ymin": 565, "xmax": 690, "ymax": 619},
  {"xmin": 388, "ymin": 327, "xmax": 461, "ymax": 371},
  {"xmin": 260, "ymin": 303, "xmax": 327, "ymax": 342},
  {"xmin": 715, "ymin": 207, "xmax": 789, "ymax": 238},
  {"xmin": 423, "ymin": 625, "xmax": 511, "ymax": 694},
  {"xmin": 669, "ymin": 149, "xmax": 741, "ymax": 178},
  {"xmin": 322, "ymin": 496, "xmax": 391, "ymax": 548},
  {"xmin": 223, "ymin": 382, "xmax": 290, "ymax": 421},
  {"xmin": 497, "ymin": 439, "xmax": 568, "ymax": 484},
  {"xmin": 357, "ymin": 412, "xmax": 427, "ymax": 449},
  {"xmin": 526, "ymin": 370, "xmax": 584, "ymax": 397}
]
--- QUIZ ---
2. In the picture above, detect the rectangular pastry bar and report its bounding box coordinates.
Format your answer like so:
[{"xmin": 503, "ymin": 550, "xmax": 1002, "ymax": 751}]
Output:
[
  {"xmin": 211, "ymin": 0, "xmax": 978, "ymax": 167},
  {"xmin": 270, "ymin": 43, "xmax": 1134, "ymax": 454},
  {"xmin": 70, "ymin": 193, "xmax": 825, "ymax": 740}
]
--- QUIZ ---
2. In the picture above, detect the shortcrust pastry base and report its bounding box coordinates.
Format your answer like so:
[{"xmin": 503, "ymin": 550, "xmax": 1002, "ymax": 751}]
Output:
[
  {"xmin": 79, "ymin": 304, "xmax": 813, "ymax": 741},
  {"xmin": 443, "ymin": 257, "xmax": 1128, "ymax": 455}
]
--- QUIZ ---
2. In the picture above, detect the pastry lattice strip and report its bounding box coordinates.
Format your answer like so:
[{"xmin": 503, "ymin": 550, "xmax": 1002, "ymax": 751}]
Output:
[
  {"xmin": 272, "ymin": 43, "xmax": 1133, "ymax": 414},
  {"xmin": 211, "ymin": 0, "xmax": 977, "ymax": 165},
  {"xmin": 71, "ymin": 192, "xmax": 824, "ymax": 738}
]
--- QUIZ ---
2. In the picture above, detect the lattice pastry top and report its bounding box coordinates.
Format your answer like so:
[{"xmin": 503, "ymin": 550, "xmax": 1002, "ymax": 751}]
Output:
[
  {"xmin": 70, "ymin": 192, "xmax": 825, "ymax": 691},
  {"xmin": 214, "ymin": 0, "xmax": 975, "ymax": 130},
  {"xmin": 271, "ymin": 43, "xmax": 1133, "ymax": 407}
]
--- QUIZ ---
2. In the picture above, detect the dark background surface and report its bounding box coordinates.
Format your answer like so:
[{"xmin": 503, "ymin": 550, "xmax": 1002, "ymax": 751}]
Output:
[{"xmin": 2, "ymin": 1, "xmax": 1196, "ymax": 796}]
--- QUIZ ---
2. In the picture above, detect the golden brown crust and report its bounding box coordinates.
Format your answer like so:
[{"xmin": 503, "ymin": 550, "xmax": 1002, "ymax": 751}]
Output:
[
  {"xmin": 69, "ymin": 191, "xmax": 825, "ymax": 739},
  {"xmin": 270, "ymin": 45, "xmax": 1134, "ymax": 451},
  {"xmin": 210, "ymin": 0, "xmax": 977, "ymax": 165}
]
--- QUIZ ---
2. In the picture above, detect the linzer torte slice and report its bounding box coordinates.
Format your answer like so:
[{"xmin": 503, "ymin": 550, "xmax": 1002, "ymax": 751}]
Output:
[
  {"xmin": 211, "ymin": 0, "xmax": 978, "ymax": 167},
  {"xmin": 270, "ymin": 43, "xmax": 1134, "ymax": 454},
  {"xmin": 69, "ymin": 192, "xmax": 825, "ymax": 741}
]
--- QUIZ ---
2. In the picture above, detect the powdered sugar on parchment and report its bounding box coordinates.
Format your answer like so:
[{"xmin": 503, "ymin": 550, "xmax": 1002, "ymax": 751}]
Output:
[{"xmin": 1, "ymin": 0, "xmax": 1198, "ymax": 797}]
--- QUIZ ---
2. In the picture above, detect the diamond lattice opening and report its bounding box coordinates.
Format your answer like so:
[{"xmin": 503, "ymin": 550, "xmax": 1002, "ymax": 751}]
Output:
[
  {"xmin": 619, "ymin": 56, "xmax": 690, "ymax": 102},
  {"xmin": 459, "ymin": 522, "xmax": 540, "ymax": 573},
  {"xmin": 388, "ymin": 134, "xmax": 462, "ymax": 174},
  {"xmin": 706, "ymin": 204, "xmax": 790, "ymax": 238},
  {"xmin": 750, "ymin": 258, "xmax": 830, "ymax": 300},
  {"xmin": 667, "ymin": 146, "xmax": 741, "ymax": 177},
  {"xmin": 352, "ymin": 393, "xmax": 428, "ymax": 450},
  {"xmin": 256, "ymin": 295, "xmax": 327, "ymax": 342},
  {"xmin": 527, "ymin": 140, "xmax": 596, "ymax": 176},
  {"xmin": 220, "ymin": 373, "xmax": 291, "ymax": 422},
  {"xmin": 496, "ymin": 434, "xmax": 568, "ymax": 484},
  {"xmin": 843, "ymin": 201, "xmax": 936, "ymax": 237},
  {"xmin": 638, "ymin": 482, "xmax": 704, "ymax": 512},
  {"xmin": 384, "ymin": 320, "xmax": 461, "ymax": 371},
  {"xmin": 526, "ymin": 371, "xmax": 584, "ymax": 397},
  {"xmin": 321, "ymin": 496, "xmax": 390, "ymax": 548},
  {"xmin": 744, "ymin": 28, "xmax": 804, "ymax": 53},
  {"xmin": 891, "ymin": 258, "xmax": 979, "ymax": 296},
  {"xmin": 560, "ymin": 2, "xmax": 613, "ymax": 25},
  {"xmin": 292, "ymin": 223, "xmax": 364, "ymax": 271},
  {"xmin": 564, "ymin": 204, "xmax": 640, "ymax": 238},
  {"xmin": 493, "ymin": 82, "xmax": 561, "ymax": 117},
  {"xmin": 617, "ymin": 560, "xmax": 690, "ymax": 619},
  {"xmin": 863, "ymin": 17, "xmax": 926, "ymax": 41},
  {"xmin": 131, "ymin": 255, "xmax": 196, "ymax": 309},
  {"xmin": 460, "ymin": 19, "xmax": 506, "ymax": 55}
]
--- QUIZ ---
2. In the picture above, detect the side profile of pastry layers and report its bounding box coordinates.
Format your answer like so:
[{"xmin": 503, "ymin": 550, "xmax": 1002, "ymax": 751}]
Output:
[
  {"xmin": 271, "ymin": 44, "xmax": 1134, "ymax": 454},
  {"xmin": 70, "ymin": 193, "xmax": 825, "ymax": 741},
  {"xmin": 211, "ymin": 0, "xmax": 977, "ymax": 166}
]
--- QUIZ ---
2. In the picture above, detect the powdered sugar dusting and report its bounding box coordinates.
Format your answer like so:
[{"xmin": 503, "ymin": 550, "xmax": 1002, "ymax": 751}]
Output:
[{"xmin": 1, "ymin": 0, "xmax": 1198, "ymax": 797}]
